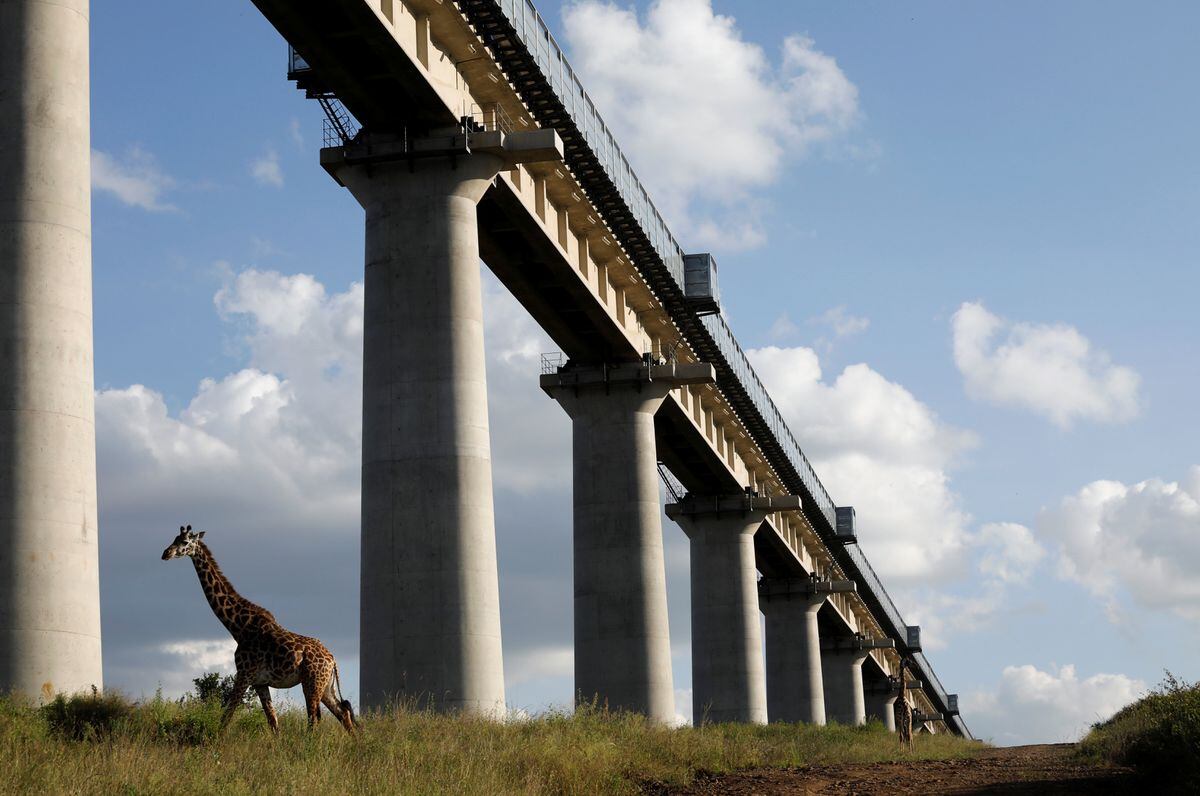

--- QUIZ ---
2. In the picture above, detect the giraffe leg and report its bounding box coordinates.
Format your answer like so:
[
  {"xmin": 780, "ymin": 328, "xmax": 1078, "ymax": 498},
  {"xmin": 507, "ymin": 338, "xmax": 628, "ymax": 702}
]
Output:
[
  {"xmin": 302, "ymin": 676, "xmax": 322, "ymax": 730},
  {"xmin": 255, "ymin": 685, "xmax": 279, "ymax": 734},
  {"xmin": 322, "ymin": 687, "xmax": 356, "ymax": 734},
  {"xmin": 220, "ymin": 671, "xmax": 251, "ymax": 732}
]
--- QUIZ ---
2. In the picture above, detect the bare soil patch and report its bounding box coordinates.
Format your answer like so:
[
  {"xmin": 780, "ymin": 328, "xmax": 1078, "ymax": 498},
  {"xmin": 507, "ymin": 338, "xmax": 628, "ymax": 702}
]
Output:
[{"xmin": 660, "ymin": 743, "xmax": 1139, "ymax": 795}]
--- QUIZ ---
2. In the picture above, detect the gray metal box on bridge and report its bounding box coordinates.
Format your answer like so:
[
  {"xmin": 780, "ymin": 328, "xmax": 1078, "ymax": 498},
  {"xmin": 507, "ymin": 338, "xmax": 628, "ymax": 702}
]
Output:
[
  {"xmin": 906, "ymin": 625, "xmax": 922, "ymax": 651},
  {"xmin": 835, "ymin": 506, "xmax": 857, "ymax": 542},
  {"xmin": 683, "ymin": 253, "xmax": 720, "ymax": 315}
]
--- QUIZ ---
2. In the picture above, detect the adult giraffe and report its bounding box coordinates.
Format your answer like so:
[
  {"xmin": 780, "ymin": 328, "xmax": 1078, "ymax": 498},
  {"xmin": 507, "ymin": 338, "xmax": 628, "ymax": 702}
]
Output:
[
  {"xmin": 894, "ymin": 657, "xmax": 915, "ymax": 751},
  {"xmin": 161, "ymin": 525, "xmax": 356, "ymax": 734}
]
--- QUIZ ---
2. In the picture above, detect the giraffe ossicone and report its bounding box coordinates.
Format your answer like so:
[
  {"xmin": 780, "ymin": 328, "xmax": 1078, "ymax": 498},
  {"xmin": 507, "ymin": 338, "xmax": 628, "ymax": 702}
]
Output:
[{"xmin": 162, "ymin": 524, "xmax": 357, "ymax": 734}]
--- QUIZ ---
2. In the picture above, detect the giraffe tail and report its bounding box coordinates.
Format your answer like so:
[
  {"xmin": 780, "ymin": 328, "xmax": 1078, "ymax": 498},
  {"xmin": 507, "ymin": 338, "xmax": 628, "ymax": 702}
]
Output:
[{"xmin": 333, "ymin": 663, "xmax": 356, "ymax": 725}]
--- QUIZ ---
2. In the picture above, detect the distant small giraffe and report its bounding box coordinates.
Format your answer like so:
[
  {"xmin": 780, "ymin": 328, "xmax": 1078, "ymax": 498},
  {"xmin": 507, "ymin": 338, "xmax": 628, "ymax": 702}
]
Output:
[
  {"xmin": 893, "ymin": 657, "xmax": 914, "ymax": 751},
  {"xmin": 162, "ymin": 525, "xmax": 356, "ymax": 734}
]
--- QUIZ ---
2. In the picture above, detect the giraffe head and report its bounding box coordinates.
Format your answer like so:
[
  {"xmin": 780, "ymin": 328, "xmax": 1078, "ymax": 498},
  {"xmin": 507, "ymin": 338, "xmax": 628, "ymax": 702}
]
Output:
[{"xmin": 161, "ymin": 525, "xmax": 206, "ymax": 561}]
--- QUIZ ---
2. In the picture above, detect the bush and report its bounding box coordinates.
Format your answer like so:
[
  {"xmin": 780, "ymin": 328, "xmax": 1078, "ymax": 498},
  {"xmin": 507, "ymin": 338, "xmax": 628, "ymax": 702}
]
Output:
[
  {"xmin": 190, "ymin": 671, "xmax": 253, "ymax": 707},
  {"xmin": 40, "ymin": 687, "xmax": 134, "ymax": 741},
  {"xmin": 1080, "ymin": 671, "xmax": 1200, "ymax": 793}
]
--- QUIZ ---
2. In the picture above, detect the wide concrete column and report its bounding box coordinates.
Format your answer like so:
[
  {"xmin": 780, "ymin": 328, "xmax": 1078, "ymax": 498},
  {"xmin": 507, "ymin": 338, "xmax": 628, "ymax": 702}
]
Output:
[
  {"xmin": 667, "ymin": 494, "xmax": 799, "ymax": 725},
  {"xmin": 0, "ymin": 0, "xmax": 103, "ymax": 698},
  {"xmin": 322, "ymin": 128, "xmax": 560, "ymax": 715},
  {"xmin": 822, "ymin": 648, "xmax": 869, "ymax": 725},
  {"xmin": 865, "ymin": 688, "xmax": 898, "ymax": 731},
  {"xmin": 542, "ymin": 361, "xmax": 713, "ymax": 723},
  {"xmin": 822, "ymin": 636, "xmax": 894, "ymax": 726},
  {"xmin": 758, "ymin": 577, "xmax": 854, "ymax": 724}
]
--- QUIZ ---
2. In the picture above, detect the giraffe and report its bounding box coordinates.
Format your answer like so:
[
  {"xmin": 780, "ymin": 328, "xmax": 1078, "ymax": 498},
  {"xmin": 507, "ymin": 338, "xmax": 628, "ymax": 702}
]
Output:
[
  {"xmin": 161, "ymin": 525, "xmax": 356, "ymax": 734},
  {"xmin": 893, "ymin": 657, "xmax": 914, "ymax": 751}
]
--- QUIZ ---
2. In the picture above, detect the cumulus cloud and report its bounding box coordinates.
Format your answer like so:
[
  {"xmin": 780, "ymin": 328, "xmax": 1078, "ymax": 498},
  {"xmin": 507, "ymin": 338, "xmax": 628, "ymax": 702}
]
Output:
[
  {"xmin": 965, "ymin": 664, "xmax": 1146, "ymax": 745},
  {"xmin": 1039, "ymin": 468, "xmax": 1200, "ymax": 622},
  {"xmin": 91, "ymin": 146, "xmax": 178, "ymax": 212},
  {"xmin": 747, "ymin": 345, "xmax": 976, "ymax": 583},
  {"xmin": 951, "ymin": 302, "xmax": 1141, "ymax": 428},
  {"xmin": 250, "ymin": 148, "xmax": 284, "ymax": 187},
  {"xmin": 96, "ymin": 265, "xmax": 577, "ymax": 703},
  {"xmin": 896, "ymin": 522, "xmax": 1044, "ymax": 652},
  {"xmin": 562, "ymin": 0, "xmax": 861, "ymax": 248}
]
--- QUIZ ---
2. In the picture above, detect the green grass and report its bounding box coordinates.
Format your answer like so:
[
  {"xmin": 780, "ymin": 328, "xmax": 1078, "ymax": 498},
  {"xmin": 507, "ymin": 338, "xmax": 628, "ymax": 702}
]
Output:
[
  {"xmin": 1079, "ymin": 672, "xmax": 1200, "ymax": 794},
  {"xmin": 0, "ymin": 690, "xmax": 981, "ymax": 794}
]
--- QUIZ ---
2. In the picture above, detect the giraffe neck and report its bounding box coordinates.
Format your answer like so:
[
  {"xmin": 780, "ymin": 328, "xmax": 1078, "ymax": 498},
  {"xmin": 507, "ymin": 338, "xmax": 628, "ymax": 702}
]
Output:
[{"xmin": 190, "ymin": 542, "xmax": 267, "ymax": 638}]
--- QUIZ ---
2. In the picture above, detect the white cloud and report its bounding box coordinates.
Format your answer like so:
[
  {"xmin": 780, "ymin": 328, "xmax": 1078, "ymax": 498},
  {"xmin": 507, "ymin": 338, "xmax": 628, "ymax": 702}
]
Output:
[
  {"xmin": 289, "ymin": 117, "xmax": 305, "ymax": 150},
  {"xmin": 899, "ymin": 523, "xmax": 1043, "ymax": 652},
  {"xmin": 562, "ymin": 0, "xmax": 861, "ymax": 248},
  {"xmin": 1039, "ymin": 468, "xmax": 1200, "ymax": 621},
  {"xmin": 952, "ymin": 301, "xmax": 1141, "ymax": 428},
  {"xmin": 810, "ymin": 305, "xmax": 870, "ymax": 340},
  {"xmin": 976, "ymin": 522, "xmax": 1045, "ymax": 585},
  {"xmin": 965, "ymin": 664, "xmax": 1146, "ymax": 745},
  {"xmin": 91, "ymin": 146, "xmax": 178, "ymax": 212},
  {"xmin": 96, "ymin": 266, "xmax": 574, "ymax": 701},
  {"xmin": 160, "ymin": 639, "xmax": 237, "ymax": 675},
  {"xmin": 250, "ymin": 148, "xmax": 284, "ymax": 187},
  {"xmin": 504, "ymin": 645, "xmax": 574, "ymax": 689},
  {"xmin": 747, "ymin": 345, "xmax": 976, "ymax": 584},
  {"xmin": 767, "ymin": 314, "xmax": 801, "ymax": 342}
]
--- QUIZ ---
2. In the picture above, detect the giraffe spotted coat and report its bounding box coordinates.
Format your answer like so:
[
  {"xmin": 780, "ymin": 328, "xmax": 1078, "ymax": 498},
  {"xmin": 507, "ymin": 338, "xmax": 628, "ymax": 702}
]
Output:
[{"xmin": 162, "ymin": 525, "xmax": 356, "ymax": 734}]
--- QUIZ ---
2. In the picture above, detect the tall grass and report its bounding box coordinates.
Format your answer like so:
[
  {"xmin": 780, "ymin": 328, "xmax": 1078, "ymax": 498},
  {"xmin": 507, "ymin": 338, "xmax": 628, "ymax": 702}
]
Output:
[
  {"xmin": 1079, "ymin": 672, "xmax": 1200, "ymax": 794},
  {"xmin": 0, "ymin": 690, "xmax": 979, "ymax": 794}
]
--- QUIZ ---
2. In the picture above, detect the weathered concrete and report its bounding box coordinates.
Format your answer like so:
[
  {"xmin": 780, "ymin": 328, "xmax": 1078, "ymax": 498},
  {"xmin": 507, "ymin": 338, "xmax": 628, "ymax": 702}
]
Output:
[
  {"xmin": 866, "ymin": 690, "xmax": 898, "ymax": 731},
  {"xmin": 0, "ymin": 0, "xmax": 103, "ymax": 698},
  {"xmin": 322, "ymin": 128, "xmax": 561, "ymax": 716},
  {"xmin": 822, "ymin": 636, "xmax": 894, "ymax": 726},
  {"xmin": 759, "ymin": 578, "xmax": 855, "ymax": 724},
  {"xmin": 330, "ymin": 150, "xmax": 507, "ymax": 715},
  {"xmin": 543, "ymin": 362, "xmax": 712, "ymax": 723},
  {"xmin": 668, "ymin": 495, "xmax": 800, "ymax": 725},
  {"xmin": 822, "ymin": 648, "xmax": 870, "ymax": 725}
]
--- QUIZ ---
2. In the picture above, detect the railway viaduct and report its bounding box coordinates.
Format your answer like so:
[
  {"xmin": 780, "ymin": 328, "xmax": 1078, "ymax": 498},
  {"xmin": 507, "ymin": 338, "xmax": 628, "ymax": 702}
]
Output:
[{"xmin": 0, "ymin": 0, "xmax": 969, "ymax": 736}]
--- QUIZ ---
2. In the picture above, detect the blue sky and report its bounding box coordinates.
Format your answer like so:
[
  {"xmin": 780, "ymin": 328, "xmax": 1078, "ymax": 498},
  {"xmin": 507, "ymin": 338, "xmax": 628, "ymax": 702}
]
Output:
[{"xmin": 87, "ymin": 1, "xmax": 1199, "ymax": 745}]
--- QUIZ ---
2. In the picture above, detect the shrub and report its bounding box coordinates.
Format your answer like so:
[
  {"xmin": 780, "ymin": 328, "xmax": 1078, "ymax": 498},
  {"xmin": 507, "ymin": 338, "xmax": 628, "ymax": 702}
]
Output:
[
  {"xmin": 1080, "ymin": 671, "xmax": 1200, "ymax": 793},
  {"xmin": 40, "ymin": 687, "xmax": 134, "ymax": 741},
  {"xmin": 190, "ymin": 671, "xmax": 253, "ymax": 707}
]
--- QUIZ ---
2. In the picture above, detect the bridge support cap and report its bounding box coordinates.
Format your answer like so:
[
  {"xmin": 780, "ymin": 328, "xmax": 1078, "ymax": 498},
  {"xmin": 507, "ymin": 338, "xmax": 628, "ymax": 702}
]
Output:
[
  {"xmin": 820, "ymin": 636, "xmax": 895, "ymax": 653},
  {"xmin": 758, "ymin": 576, "xmax": 857, "ymax": 599},
  {"xmin": 665, "ymin": 494, "xmax": 801, "ymax": 518},
  {"xmin": 540, "ymin": 361, "xmax": 715, "ymax": 395}
]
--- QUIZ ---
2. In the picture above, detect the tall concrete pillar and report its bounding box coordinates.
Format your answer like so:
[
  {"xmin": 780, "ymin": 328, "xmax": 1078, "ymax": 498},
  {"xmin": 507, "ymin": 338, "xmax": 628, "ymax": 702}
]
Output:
[
  {"xmin": 667, "ymin": 494, "xmax": 799, "ymax": 725},
  {"xmin": 822, "ymin": 647, "xmax": 869, "ymax": 725},
  {"xmin": 0, "ymin": 0, "xmax": 102, "ymax": 698},
  {"xmin": 542, "ymin": 361, "xmax": 713, "ymax": 723},
  {"xmin": 759, "ymin": 577, "xmax": 854, "ymax": 724},
  {"xmin": 866, "ymin": 688, "xmax": 898, "ymax": 731},
  {"xmin": 322, "ymin": 128, "xmax": 560, "ymax": 715},
  {"xmin": 821, "ymin": 636, "xmax": 894, "ymax": 726}
]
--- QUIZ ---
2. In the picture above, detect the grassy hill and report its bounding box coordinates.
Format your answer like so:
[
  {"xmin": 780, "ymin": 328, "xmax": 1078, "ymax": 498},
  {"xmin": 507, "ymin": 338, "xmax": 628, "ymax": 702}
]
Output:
[{"xmin": 1, "ymin": 689, "xmax": 979, "ymax": 795}]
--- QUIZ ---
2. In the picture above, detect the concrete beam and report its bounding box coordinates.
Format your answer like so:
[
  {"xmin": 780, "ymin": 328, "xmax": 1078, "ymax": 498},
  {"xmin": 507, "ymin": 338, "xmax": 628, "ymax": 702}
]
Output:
[{"xmin": 321, "ymin": 129, "xmax": 564, "ymax": 181}]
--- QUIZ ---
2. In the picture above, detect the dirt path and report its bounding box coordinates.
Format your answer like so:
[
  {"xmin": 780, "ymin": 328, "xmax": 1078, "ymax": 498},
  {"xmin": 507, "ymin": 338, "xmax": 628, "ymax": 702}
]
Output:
[{"xmin": 663, "ymin": 744, "xmax": 1139, "ymax": 795}]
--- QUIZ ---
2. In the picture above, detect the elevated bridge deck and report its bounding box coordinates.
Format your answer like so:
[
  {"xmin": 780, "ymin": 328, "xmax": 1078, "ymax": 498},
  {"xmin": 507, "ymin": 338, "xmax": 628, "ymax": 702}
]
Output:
[{"xmin": 250, "ymin": 0, "xmax": 968, "ymax": 736}]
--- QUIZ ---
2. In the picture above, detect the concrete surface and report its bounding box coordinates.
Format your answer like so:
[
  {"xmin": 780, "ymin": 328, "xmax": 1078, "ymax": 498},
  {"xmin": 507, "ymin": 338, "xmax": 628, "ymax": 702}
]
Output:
[{"xmin": 0, "ymin": 0, "xmax": 103, "ymax": 699}]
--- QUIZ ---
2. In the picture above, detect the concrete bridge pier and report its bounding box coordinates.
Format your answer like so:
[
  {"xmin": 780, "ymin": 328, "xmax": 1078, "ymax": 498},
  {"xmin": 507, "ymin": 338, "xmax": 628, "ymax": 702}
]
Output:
[
  {"xmin": 322, "ymin": 128, "xmax": 560, "ymax": 715},
  {"xmin": 822, "ymin": 636, "xmax": 894, "ymax": 726},
  {"xmin": 759, "ymin": 578, "xmax": 854, "ymax": 724},
  {"xmin": 0, "ymin": 0, "xmax": 103, "ymax": 698},
  {"xmin": 865, "ymin": 686, "xmax": 898, "ymax": 731},
  {"xmin": 542, "ymin": 361, "xmax": 713, "ymax": 723},
  {"xmin": 667, "ymin": 494, "xmax": 799, "ymax": 725}
]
